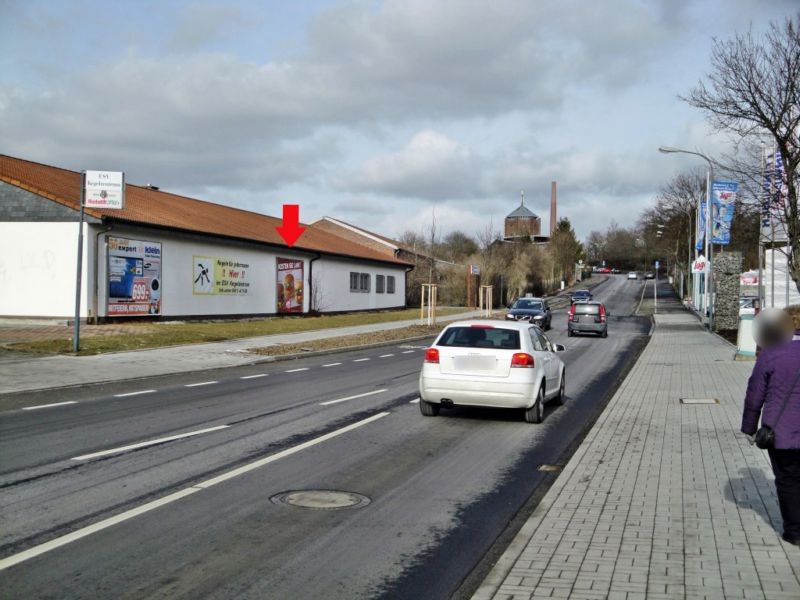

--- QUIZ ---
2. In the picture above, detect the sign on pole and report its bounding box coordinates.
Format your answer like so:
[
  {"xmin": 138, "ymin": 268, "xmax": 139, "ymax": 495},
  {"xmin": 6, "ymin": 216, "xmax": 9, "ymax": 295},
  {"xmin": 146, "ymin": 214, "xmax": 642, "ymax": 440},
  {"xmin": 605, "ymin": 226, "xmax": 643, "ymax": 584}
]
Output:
[
  {"xmin": 84, "ymin": 171, "xmax": 125, "ymax": 209},
  {"xmin": 691, "ymin": 255, "xmax": 708, "ymax": 274},
  {"xmin": 470, "ymin": 265, "xmax": 481, "ymax": 275}
]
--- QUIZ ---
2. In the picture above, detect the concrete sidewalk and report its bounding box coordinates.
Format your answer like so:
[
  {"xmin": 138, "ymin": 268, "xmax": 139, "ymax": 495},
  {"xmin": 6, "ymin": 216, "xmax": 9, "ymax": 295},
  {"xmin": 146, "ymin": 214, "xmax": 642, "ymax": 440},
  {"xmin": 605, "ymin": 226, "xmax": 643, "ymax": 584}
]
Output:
[
  {"xmin": 474, "ymin": 301, "xmax": 800, "ymax": 598},
  {"xmin": 0, "ymin": 311, "xmax": 479, "ymax": 395}
]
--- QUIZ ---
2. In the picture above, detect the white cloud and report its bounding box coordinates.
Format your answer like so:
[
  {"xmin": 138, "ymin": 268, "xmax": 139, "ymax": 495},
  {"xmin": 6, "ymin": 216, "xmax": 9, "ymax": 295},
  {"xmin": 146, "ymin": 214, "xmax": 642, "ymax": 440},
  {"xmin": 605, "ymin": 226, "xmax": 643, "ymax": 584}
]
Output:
[{"xmin": 340, "ymin": 130, "xmax": 485, "ymax": 199}]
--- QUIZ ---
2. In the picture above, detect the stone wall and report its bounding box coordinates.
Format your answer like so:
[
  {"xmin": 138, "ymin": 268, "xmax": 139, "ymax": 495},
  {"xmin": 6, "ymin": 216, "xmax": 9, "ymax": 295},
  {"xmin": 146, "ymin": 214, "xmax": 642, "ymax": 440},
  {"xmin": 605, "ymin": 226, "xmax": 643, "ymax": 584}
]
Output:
[{"xmin": 713, "ymin": 251, "xmax": 743, "ymax": 331}]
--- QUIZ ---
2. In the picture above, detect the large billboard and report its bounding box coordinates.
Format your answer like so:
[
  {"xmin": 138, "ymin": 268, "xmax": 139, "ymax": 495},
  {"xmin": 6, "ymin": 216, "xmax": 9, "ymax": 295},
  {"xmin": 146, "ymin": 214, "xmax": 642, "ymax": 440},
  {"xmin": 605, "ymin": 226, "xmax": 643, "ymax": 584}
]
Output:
[
  {"xmin": 276, "ymin": 258, "xmax": 304, "ymax": 313},
  {"xmin": 107, "ymin": 236, "xmax": 162, "ymax": 316},
  {"xmin": 192, "ymin": 256, "xmax": 252, "ymax": 295}
]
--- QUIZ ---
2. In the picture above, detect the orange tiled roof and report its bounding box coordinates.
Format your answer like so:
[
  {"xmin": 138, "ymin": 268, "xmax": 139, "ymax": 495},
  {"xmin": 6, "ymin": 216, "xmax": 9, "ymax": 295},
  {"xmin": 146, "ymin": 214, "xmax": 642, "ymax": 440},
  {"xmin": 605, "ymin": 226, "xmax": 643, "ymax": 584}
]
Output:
[{"xmin": 0, "ymin": 155, "xmax": 411, "ymax": 266}]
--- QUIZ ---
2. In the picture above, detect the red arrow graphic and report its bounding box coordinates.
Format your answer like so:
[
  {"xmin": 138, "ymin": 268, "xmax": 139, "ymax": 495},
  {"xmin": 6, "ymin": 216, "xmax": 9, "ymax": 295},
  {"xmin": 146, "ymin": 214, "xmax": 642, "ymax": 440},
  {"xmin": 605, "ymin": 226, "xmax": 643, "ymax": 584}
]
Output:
[{"xmin": 275, "ymin": 204, "xmax": 306, "ymax": 248}]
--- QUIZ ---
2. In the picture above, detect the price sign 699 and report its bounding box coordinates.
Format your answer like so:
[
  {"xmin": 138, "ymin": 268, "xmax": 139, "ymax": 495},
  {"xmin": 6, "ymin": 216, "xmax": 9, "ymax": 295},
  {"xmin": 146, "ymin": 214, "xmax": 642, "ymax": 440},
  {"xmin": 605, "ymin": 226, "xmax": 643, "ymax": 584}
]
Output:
[{"xmin": 132, "ymin": 278, "xmax": 150, "ymax": 302}]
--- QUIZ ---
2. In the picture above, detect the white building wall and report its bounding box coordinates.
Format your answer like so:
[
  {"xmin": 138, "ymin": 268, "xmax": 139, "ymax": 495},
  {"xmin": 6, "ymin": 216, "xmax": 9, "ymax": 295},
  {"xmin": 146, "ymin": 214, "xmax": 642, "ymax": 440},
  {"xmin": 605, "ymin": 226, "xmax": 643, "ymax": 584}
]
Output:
[
  {"xmin": 0, "ymin": 221, "xmax": 407, "ymax": 318},
  {"xmin": 95, "ymin": 225, "xmax": 310, "ymax": 317},
  {"xmin": 313, "ymin": 257, "xmax": 407, "ymax": 312},
  {"xmin": 0, "ymin": 222, "xmax": 90, "ymax": 317}
]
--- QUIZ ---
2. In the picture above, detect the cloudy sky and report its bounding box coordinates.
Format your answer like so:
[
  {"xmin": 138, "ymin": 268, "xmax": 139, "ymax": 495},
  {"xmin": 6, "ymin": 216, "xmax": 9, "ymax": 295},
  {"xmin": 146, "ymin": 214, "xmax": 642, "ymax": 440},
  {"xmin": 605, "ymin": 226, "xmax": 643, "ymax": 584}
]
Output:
[{"xmin": 1, "ymin": 0, "xmax": 795, "ymax": 242}]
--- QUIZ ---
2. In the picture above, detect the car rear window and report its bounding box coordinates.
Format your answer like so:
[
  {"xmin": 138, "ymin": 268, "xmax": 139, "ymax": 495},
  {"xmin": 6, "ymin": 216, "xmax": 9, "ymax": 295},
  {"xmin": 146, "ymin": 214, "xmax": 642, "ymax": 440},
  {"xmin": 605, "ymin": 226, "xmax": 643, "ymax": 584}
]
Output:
[
  {"xmin": 437, "ymin": 326, "xmax": 521, "ymax": 350},
  {"xmin": 574, "ymin": 304, "xmax": 600, "ymax": 315}
]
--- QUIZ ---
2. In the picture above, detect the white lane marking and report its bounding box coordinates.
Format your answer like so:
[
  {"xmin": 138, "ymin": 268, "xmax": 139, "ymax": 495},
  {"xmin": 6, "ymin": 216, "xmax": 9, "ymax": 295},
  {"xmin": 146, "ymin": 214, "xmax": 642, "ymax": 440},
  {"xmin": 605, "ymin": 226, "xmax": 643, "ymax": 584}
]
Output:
[
  {"xmin": 410, "ymin": 398, "xmax": 420, "ymax": 404},
  {"xmin": 0, "ymin": 488, "xmax": 200, "ymax": 572},
  {"xmin": 320, "ymin": 389, "xmax": 388, "ymax": 406},
  {"xmin": 0, "ymin": 412, "xmax": 389, "ymax": 572},
  {"xmin": 379, "ymin": 353, "xmax": 394, "ymax": 358},
  {"xmin": 22, "ymin": 401, "xmax": 78, "ymax": 411},
  {"xmin": 240, "ymin": 374, "xmax": 268, "ymax": 380},
  {"xmin": 195, "ymin": 412, "xmax": 389, "ymax": 489},
  {"xmin": 353, "ymin": 358, "xmax": 370, "ymax": 362},
  {"xmin": 185, "ymin": 381, "xmax": 218, "ymax": 388},
  {"xmin": 114, "ymin": 390, "xmax": 156, "ymax": 398},
  {"xmin": 71, "ymin": 425, "xmax": 230, "ymax": 461},
  {"xmin": 401, "ymin": 350, "xmax": 415, "ymax": 354},
  {"xmin": 285, "ymin": 367, "xmax": 309, "ymax": 373},
  {"xmin": 322, "ymin": 363, "xmax": 342, "ymax": 367}
]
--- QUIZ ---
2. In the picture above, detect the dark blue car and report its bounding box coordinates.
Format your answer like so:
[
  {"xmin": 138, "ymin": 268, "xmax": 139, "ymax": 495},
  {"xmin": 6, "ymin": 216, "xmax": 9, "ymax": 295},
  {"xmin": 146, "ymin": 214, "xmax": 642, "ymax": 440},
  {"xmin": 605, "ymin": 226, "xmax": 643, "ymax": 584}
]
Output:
[
  {"xmin": 569, "ymin": 289, "xmax": 592, "ymax": 304},
  {"xmin": 505, "ymin": 297, "xmax": 552, "ymax": 330}
]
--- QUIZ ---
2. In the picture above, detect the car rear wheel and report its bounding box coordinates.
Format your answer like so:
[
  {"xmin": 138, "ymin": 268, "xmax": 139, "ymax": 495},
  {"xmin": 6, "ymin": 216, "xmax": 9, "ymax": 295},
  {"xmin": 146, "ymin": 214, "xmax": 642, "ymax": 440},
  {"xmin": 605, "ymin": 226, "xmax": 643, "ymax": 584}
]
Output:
[
  {"xmin": 524, "ymin": 387, "xmax": 545, "ymax": 424},
  {"xmin": 553, "ymin": 373, "xmax": 566, "ymax": 406},
  {"xmin": 420, "ymin": 399, "xmax": 440, "ymax": 417},
  {"xmin": 601, "ymin": 330, "xmax": 608, "ymax": 338}
]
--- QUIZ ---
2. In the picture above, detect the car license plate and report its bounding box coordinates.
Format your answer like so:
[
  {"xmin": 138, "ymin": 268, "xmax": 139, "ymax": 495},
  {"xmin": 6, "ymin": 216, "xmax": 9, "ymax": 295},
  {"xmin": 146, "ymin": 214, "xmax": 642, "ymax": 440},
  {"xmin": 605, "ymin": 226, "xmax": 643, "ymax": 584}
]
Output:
[{"xmin": 454, "ymin": 356, "xmax": 496, "ymax": 371}]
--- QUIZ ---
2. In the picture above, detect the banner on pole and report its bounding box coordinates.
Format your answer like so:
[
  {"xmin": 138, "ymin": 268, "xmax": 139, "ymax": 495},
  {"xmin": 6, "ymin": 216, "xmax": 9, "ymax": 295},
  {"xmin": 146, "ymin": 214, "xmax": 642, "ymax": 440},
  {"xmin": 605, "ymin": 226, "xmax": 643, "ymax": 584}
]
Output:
[
  {"xmin": 711, "ymin": 181, "xmax": 737, "ymax": 245},
  {"xmin": 696, "ymin": 201, "xmax": 706, "ymax": 251}
]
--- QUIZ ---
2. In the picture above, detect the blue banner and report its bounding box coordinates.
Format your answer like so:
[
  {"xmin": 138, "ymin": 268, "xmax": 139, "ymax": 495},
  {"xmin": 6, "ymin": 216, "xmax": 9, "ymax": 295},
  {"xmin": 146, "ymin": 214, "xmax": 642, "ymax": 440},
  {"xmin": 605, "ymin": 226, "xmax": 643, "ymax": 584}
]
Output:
[
  {"xmin": 696, "ymin": 200, "xmax": 706, "ymax": 251},
  {"xmin": 711, "ymin": 181, "xmax": 738, "ymax": 245}
]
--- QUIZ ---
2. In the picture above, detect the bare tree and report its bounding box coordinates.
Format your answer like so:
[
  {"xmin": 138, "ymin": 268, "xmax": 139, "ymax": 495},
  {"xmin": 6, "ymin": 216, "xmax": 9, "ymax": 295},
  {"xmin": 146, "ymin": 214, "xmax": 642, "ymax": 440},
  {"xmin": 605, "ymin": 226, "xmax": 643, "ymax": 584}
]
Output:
[{"xmin": 684, "ymin": 13, "xmax": 800, "ymax": 292}]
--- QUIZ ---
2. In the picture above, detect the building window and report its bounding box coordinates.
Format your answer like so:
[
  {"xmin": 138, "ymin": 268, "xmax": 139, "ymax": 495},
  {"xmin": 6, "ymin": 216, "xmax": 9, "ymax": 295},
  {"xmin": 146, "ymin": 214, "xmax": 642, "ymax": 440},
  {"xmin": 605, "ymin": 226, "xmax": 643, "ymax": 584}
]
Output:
[
  {"xmin": 350, "ymin": 272, "xmax": 359, "ymax": 292},
  {"xmin": 376, "ymin": 275, "xmax": 385, "ymax": 293},
  {"xmin": 387, "ymin": 276, "xmax": 396, "ymax": 294},
  {"xmin": 359, "ymin": 273, "xmax": 370, "ymax": 292}
]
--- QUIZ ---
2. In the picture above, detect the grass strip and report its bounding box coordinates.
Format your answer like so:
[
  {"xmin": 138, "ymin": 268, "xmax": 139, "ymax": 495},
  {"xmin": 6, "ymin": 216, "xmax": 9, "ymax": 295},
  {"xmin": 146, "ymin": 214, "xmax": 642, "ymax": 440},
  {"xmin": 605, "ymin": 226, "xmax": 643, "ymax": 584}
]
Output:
[{"xmin": 5, "ymin": 308, "xmax": 463, "ymax": 356}]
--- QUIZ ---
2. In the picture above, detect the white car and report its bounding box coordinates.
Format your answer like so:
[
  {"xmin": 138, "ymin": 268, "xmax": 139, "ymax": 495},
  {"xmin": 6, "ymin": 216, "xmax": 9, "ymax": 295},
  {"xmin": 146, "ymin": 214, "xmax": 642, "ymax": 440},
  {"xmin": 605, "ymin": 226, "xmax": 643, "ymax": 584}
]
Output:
[
  {"xmin": 419, "ymin": 320, "xmax": 566, "ymax": 423},
  {"xmin": 627, "ymin": 272, "xmax": 638, "ymax": 280}
]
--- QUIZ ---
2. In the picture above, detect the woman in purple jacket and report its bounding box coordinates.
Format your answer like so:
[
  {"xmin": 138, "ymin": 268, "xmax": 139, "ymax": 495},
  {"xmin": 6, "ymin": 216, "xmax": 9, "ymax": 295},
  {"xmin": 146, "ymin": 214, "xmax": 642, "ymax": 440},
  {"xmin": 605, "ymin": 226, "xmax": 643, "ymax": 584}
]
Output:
[{"xmin": 742, "ymin": 306, "xmax": 800, "ymax": 545}]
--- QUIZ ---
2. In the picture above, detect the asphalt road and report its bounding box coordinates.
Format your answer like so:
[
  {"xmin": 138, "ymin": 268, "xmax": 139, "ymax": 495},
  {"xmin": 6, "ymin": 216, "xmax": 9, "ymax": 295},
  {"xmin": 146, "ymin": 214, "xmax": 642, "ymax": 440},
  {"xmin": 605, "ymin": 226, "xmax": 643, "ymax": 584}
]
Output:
[{"xmin": 0, "ymin": 275, "xmax": 652, "ymax": 599}]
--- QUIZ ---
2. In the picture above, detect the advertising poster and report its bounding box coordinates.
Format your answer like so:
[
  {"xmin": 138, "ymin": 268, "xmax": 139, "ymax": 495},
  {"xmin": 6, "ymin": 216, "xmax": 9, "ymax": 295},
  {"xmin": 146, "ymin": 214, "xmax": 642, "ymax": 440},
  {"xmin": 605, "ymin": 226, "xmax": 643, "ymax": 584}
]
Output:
[
  {"xmin": 193, "ymin": 256, "xmax": 251, "ymax": 295},
  {"xmin": 107, "ymin": 237, "xmax": 162, "ymax": 316},
  {"xmin": 276, "ymin": 258, "xmax": 304, "ymax": 313},
  {"xmin": 711, "ymin": 181, "xmax": 737, "ymax": 245}
]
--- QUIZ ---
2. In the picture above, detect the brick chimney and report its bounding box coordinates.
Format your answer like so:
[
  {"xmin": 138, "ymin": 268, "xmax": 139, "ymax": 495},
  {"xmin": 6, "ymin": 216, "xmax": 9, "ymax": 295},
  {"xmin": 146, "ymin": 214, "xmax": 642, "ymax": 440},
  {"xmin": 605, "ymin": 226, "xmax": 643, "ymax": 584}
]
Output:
[{"xmin": 550, "ymin": 181, "xmax": 557, "ymax": 234}]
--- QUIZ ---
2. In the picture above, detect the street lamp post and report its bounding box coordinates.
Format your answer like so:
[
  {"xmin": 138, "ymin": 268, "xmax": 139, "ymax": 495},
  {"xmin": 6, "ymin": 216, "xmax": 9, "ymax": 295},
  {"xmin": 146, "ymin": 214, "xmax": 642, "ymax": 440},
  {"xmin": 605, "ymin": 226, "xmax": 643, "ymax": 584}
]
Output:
[{"xmin": 658, "ymin": 146, "xmax": 715, "ymax": 331}]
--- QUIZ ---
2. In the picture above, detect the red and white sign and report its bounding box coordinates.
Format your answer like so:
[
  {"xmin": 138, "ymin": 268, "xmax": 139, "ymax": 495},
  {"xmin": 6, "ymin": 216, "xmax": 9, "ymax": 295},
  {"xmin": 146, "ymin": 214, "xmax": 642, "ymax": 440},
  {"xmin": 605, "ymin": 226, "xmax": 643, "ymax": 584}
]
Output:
[
  {"xmin": 85, "ymin": 171, "xmax": 125, "ymax": 209},
  {"xmin": 691, "ymin": 255, "xmax": 708, "ymax": 274}
]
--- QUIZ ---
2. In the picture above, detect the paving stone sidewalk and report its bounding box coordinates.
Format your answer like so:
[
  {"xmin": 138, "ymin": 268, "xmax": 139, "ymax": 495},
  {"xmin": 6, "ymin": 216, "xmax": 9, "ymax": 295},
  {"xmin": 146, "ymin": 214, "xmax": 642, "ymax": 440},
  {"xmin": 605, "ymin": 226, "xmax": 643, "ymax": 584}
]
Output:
[{"xmin": 474, "ymin": 310, "xmax": 800, "ymax": 599}]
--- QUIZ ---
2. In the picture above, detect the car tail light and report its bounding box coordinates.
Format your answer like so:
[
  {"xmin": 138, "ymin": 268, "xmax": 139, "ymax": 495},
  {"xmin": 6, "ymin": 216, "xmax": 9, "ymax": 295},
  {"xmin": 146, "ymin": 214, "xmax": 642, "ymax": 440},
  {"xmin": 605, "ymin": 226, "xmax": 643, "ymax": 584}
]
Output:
[
  {"xmin": 569, "ymin": 304, "xmax": 577, "ymax": 322},
  {"xmin": 511, "ymin": 353, "xmax": 535, "ymax": 368},
  {"xmin": 599, "ymin": 304, "xmax": 606, "ymax": 323},
  {"xmin": 424, "ymin": 348, "xmax": 440, "ymax": 363}
]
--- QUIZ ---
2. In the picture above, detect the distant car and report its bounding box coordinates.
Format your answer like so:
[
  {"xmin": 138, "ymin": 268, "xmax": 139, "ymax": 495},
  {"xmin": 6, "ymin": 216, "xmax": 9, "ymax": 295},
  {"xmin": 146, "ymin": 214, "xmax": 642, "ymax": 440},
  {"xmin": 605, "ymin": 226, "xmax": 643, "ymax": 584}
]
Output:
[
  {"xmin": 419, "ymin": 320, "xmax": 566, "ymax": 423},
  {"xmin": 627, "ymin": 272, "xmax": 638, "ymax": 280},
  {"xmin": 570, "ymin": 289, "xmax": 592, "ymax": 304},
  {"xmin": 505, "ymin": 297, "xmax": 552, "ymax": 330},
  {"xmin": 568, "ymin": 301, "xmax": 608, "ymax": 338},
  {"xmin": 644, "ymin": 272, "xmax": 655, "ymax": 279}
]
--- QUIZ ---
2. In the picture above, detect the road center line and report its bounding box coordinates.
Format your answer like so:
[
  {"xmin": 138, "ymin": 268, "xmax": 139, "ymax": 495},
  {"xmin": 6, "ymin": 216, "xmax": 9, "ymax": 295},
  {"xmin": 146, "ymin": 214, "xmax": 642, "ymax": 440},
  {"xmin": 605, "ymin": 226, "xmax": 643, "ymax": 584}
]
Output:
[
  {"xmin": 195, "ymin": 412, "xmax": 389, "ymax": 489},
  {"xmin": 410, "ymin": 398, "xmax": 420, "ymax": 404},
  {"xmin": 240, "ymin": 374, "xmax": 268, "ymax": 380},
  {"xmin": 185, "ymin": 381, "xmax": 218, "ymax": 388},
  {"xmin": 320, "ymin": 389, "xmax": 388, "ymax": 406},
  {"xmin": 379, "ymin": 353, "xmax": 394, "ymax": 358},
  {"xmin": 22, "ymin": 401, "xmax": 78, "ymax": 411},
  {"xmin": 285, "ymin": 367, "xmax": 309, "ymax": 373},
  {"xmin": 71, "ymin": 425, "xmax": 230, "ymax": 461},
  {"xmin": 401, "ymin": 350, "xmax": 415, "ymax": 354},
  {"xmin": 114, "ymin": 390, "xmax": 156, "ymax": 398},
  {"xmin": 0, "ymin": 412, "xmax": 389, "ymax": 572},
  {"xmin": 322, "ymin": 363, "xmax": 342, "ymax": 367},
  {"xmin": 353, "ymin": 358, "xmax": 370, "ymax": 362}
]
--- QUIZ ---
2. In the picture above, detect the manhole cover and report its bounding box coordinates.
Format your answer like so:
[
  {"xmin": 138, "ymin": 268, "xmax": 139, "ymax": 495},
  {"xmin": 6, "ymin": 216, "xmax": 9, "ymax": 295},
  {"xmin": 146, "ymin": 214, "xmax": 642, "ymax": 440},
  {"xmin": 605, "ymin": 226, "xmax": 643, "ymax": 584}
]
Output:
[{"xmin": 270, "ymin": 490, "xmax": 371, "ymax": 510}]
